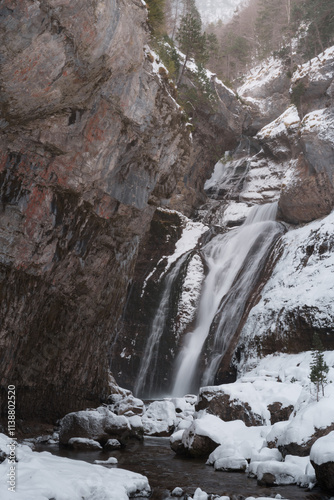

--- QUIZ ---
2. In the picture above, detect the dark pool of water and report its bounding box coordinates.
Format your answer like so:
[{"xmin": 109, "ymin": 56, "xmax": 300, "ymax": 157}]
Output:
[{"xmin": 36, "ymin": 437, "xmax": 330, "ymax": 500}]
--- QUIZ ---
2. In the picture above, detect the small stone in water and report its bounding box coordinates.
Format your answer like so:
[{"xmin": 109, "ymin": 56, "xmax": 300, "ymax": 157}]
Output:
[{"xmin": 172, "ymin": 487, "xmax": 184, "ymax": 496}]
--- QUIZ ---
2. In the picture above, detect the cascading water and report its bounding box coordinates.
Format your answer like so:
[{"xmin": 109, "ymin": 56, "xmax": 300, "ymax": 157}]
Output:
[
  {"xmin": 171, "ymin": 202, "xmax": 283, "ymax": 397},
  {"xmin": 134, "ymin": 252, "xmax": 190, "ymax": 398}
]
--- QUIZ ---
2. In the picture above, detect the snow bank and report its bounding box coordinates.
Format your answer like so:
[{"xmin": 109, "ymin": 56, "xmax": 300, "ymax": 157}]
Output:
[{"xmin": 0, "ymin": 433, "xmax": 150, "ymax": 500}]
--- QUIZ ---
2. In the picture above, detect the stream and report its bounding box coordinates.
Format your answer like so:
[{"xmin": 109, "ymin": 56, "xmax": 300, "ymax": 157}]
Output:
[{"xmin": 36, "ymin": 437, "xmax": 329, "ymax": 500}]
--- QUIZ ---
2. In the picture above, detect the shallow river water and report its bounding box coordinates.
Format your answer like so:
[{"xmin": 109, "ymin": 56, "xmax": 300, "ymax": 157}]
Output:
[{"xmin": 36, "ymin": 437, "xmax": 330, "ymax": 500}]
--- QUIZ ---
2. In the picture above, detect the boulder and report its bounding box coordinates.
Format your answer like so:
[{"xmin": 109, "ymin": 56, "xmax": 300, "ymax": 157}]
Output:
[
  {"xmin": 104, "ymin": 439, "xmax": 122, "ymax": 450},
  {"xmin": 170, "ymin": 430, "xmax": 187, "ymax": 455},
  {"xmin": 182, "ymin": 431, "xmax": 219, "ymax": 458},
  {"xmin": 311, "ymin": 462, "xmax": 334, "ymax": 493},
  {"xmin": 108, "ymin": 393, "xmax": 144, "ymax": 417},
  {"xmin": 175, "ymin": 415, "xmax": 238, "ymax": 459},
  {"xmin": 310, "ymin": 431, "xmax": 334, "ymax": 493},
  {"xmin": 196, "ymin": 388, "xmax": 264, "ymax": 427},
  {"xmin": 142, "ymin": 401, "xmax": 177, "ymax": 437},
  {"xmin": 255, "ymin": 461, "xmax": 305, "ymax": 486},
  {"xmin": 59, "ymin": 406, "xmax": 131, "ymax": 445},
  {"xmin": 68, "ymin": 437, "xmax": 102, "ymax": 451},
  {"xmin": 276, "ymin": 396, "xmax": 334, "ymax": 457}
]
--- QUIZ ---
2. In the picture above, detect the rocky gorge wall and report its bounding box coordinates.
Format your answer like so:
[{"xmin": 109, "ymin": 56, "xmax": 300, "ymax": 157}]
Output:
[
  {"xmin": 115, "ymin": 47, "xmax": 334, "ymax": 394},
  {"xmin": 0, "ymin": 0, "xmax": 245, "ymax": 423}
]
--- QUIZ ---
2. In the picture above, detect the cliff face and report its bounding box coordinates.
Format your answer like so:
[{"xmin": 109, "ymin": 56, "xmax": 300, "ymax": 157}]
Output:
[
  {"xmin": 0, "ymin": 1, "xmax": 245, "ymax": 422},
  {"xmin": 0, "ymin": 0, "xmax": 194, "ymax": 422}
]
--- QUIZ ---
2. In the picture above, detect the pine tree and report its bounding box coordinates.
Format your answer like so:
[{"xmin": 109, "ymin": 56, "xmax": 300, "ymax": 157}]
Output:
[
  {"xmin": 176, "ymin": 13, "xmax": 206, "ymax": 83},
  {"xmin": 309, "ymin": 333, "xmax": 329, "ymax": 401}
]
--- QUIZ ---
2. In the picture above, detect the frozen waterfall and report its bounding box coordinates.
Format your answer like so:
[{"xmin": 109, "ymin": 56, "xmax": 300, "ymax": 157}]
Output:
[{"xmin": 171, "ymin": 202, "xmax": 283, "ymax": 396}]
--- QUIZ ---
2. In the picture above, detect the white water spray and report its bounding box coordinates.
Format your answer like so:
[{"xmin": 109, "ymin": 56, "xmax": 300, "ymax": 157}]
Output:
[{"xmin": 171, "ymin": 202, "xmax": 282, "ymax": 396}]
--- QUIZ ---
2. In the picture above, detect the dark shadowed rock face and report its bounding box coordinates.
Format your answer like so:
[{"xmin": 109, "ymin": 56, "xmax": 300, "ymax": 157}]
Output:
[{"xmin": 0, "ymin": 0, "xmax": 194, "ymax": 423}]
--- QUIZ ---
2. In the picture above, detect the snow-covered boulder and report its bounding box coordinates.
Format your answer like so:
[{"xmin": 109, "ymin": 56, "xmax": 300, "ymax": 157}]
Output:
[
  {"xmin": 170, "ymin": 429, "xmax": 186, "ymax": 454},
  {"xmin": 94, "ymin": 457, "xmax": 118, "ymax": 465},
  {"xmin": 108, "ymin": 393, "xmax": 145, "ymax": 417},
  {"xmin": 105, "ymin": 438, "xmax": 122, "ymax": 450},
  {"xmin": 193, "ymin": 487, "xmax": 211, "ymax": 499},
  {"xmin": 174, "ymin": 414, "xmax": 225, "ymax": 458},
  {"xmin": 142, "ymin": 400, "xmax": 177, "ymax": 436},
  {"xmin": 310, "ymin": 431, "xmax": 334, "ymax": 493},
  {"xmin": 250, "ymin": 447, "xmax": 282, "ymax": 463},
  {"xmin": 197, "ymin": 377, "xmax": 300, "ymax": 427},
  {"xmin": 254, "ymin": 459, "xmax": 308, "ymax": 486},
  {"xmin": 196, "ymin": 386, "xmax": 265, "ymax": 427},
  {"xmin": 175, "ymin": 414, "xmax": 268, "ymax": 460},
  {"xmin": 277, "ymin": 394, "xmax": 334, "ymax": 457},
  {"xmin": 59, "ymin": 406, "xmax": 131, "ymax": 445},
  {"xmin": 171, "ymin": 486, "xmax": 184, "ymax": 497}
]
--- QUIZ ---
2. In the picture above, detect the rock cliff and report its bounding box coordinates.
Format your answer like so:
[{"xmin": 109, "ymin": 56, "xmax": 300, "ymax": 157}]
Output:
[
  {"xmin": 0, "ymin": 0, "xmax": 244, "ymax": 422},
  {"xmin": 116, "ymin": 45, "xmax": 334, "ymax": 395}
]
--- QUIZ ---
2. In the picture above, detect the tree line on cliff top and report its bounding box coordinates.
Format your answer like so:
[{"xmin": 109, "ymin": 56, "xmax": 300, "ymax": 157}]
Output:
[{"xmin": 147, "ymin": 0, "xmax": 334, "ymax": 84}]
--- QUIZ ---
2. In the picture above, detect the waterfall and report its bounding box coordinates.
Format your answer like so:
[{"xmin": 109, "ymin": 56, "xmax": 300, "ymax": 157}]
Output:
[
  {"xmin": 171, "ymin": 202, "xmax": 283, "ymax": 396},
  {"xmin": 133, "ymin": 252, "xmax": 190, "ymax": 398}
]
